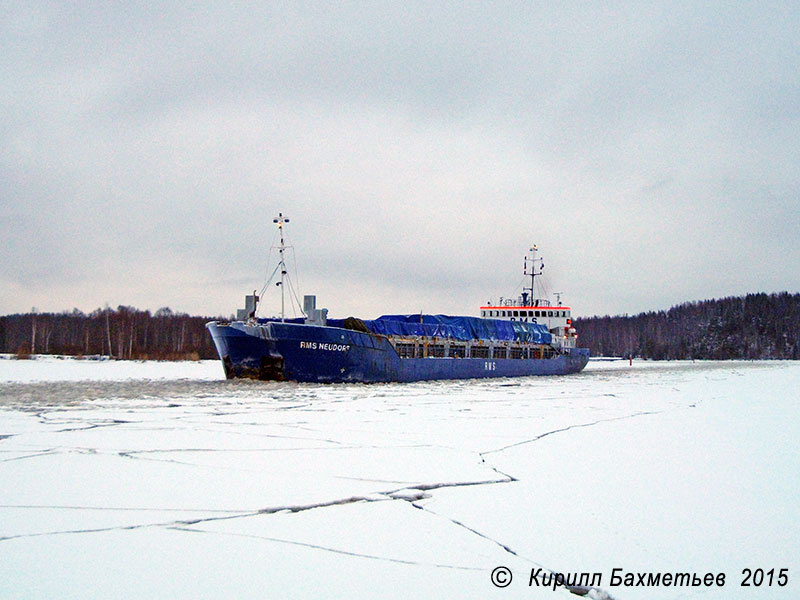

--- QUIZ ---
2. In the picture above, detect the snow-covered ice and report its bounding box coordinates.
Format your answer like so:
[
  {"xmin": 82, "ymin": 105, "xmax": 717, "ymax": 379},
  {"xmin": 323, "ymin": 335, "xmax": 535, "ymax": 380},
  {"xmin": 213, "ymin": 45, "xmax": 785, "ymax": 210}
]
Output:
[
  {"xmin": 0, "ymin": 357, "xmax": 798, "ymax": 599},
  {"xmin": 0, "ymin": 354, "xmax": 221, "ymax": 383}
]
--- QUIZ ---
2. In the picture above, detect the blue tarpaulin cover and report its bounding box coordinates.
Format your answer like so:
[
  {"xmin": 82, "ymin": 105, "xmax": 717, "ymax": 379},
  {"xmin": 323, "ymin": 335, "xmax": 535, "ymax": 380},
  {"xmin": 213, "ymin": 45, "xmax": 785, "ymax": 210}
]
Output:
[
  {"xmin": 328, "ymin": 314, "xmax": 552, "ymax": 344},
  {"xmin": 259, "ymin": 314, "xmax": 553, "ymax": 344}
]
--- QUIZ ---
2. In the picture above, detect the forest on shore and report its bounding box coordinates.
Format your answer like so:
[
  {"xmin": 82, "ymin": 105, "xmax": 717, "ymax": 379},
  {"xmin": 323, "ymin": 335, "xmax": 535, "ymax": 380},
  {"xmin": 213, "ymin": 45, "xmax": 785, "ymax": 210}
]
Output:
[
  {"xmin": 0, "ymin": 306, "xmax": 222, "ymax": 360},
  {"xmin": 575, "ymin": 292, "xmax": 800, "ymax": 359},
  {"xmin": 1, "ymin": 292, "xmax": 798, "ymax": 361}
]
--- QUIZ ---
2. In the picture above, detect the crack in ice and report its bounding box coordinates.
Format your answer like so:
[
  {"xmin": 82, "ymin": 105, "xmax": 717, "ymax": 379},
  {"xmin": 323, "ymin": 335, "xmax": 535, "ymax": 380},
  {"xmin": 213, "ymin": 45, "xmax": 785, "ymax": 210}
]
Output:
[
  {"xmin": 171, "ymin": 525, "xmax": 482, "ymax": 571},
  {"xmin": 0, "ymin": 449, "xmax": 60, "ymax": 462},
  {"xmin": 410, "ymin": 501, "xmax": 617, "ymax": 599},
  {"xmin": 482, "ymin": 410, "xmax": 661, "ymax": 455}
]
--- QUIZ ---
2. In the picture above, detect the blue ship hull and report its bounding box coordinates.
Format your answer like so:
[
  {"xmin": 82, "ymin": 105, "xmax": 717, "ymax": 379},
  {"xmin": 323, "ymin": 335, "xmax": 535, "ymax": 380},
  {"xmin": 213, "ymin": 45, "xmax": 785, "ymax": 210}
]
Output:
[{"xmin": 207, "ymin": 321, "xmax": 589, "ymax": 383}]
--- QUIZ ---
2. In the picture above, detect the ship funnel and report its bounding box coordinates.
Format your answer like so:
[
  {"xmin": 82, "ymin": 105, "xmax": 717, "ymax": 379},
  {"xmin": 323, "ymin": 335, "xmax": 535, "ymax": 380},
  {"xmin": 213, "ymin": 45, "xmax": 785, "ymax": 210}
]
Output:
[
  {"xmin": 236, "ymin": 292, "xmax": 259, "ymax": 320},
  {"xmin": 304, "ymin": 295, "xmax": 328, "ymax": 326}
]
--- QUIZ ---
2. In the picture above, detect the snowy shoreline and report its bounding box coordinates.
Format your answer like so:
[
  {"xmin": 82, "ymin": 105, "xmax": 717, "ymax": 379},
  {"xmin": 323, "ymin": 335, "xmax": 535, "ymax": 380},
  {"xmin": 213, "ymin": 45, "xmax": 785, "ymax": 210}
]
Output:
[{"xmin": 0, "ymin": 353, "xmax": 223, "ymax": 383}]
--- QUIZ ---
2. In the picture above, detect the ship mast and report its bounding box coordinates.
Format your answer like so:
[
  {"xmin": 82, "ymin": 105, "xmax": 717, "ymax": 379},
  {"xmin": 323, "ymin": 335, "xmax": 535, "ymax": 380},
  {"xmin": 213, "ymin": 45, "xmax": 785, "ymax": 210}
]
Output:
[
  {"xmin": 272, "ymin": 212, "xmax": 290, "ymax": 322},
  {"xmin": 523, "ymin": 244, "xmax": 544, "ymax": 306}
]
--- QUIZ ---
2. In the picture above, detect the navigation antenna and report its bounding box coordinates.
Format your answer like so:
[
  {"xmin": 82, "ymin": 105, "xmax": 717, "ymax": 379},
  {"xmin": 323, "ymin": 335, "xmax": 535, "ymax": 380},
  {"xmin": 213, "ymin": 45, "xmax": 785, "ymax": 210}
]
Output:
[
  {"xmin": 273, "ymin": 212, "xmax": 290, "ymax": 322},
  {"xmin": 522, "ymin": 244, "xmax": 544, "ymax": 305}
]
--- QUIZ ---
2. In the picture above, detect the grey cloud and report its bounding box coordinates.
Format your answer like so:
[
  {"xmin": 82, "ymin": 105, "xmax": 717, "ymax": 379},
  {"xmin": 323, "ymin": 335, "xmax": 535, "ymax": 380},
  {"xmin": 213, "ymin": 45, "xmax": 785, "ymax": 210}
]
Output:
[{"xmin": 1, "ymin": 1, "xmax": 798, "ymax": 318}]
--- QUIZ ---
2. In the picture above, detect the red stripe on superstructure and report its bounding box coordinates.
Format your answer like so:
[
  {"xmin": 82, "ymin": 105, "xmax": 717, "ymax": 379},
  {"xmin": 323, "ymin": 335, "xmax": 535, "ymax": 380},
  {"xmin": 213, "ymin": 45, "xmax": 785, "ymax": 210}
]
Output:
[{"xmin": 480, "ymin": 306, "xmax": 570, "ymax": 311}]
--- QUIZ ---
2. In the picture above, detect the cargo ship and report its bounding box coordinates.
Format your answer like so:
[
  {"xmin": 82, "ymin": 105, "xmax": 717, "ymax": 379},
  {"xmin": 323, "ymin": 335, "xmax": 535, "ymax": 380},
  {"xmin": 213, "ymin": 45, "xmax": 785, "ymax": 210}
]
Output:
[{"xmin": 207, "ymin": 214, "xmax": 589, "ymax": 382}]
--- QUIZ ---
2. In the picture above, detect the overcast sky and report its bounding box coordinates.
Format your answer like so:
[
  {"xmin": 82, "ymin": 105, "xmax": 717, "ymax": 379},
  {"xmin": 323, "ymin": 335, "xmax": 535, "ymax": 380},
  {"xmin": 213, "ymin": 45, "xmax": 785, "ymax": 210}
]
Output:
[{"xmin": 2, "ymin": 2, "xmax": 798, "ymax": 320}]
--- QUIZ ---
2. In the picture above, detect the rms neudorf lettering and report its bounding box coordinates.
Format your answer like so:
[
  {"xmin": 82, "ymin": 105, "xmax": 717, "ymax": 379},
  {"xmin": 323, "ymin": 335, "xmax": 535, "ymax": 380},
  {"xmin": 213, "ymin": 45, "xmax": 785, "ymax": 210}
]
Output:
[{"xmin": 299, "ymin": 341, "xmax": 351, "ymax": 352}]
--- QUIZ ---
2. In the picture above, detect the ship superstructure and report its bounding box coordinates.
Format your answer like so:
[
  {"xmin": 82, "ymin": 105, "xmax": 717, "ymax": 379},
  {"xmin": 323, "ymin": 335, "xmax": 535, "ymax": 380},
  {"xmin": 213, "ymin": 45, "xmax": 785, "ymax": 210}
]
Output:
[{"xmin": 480, "ymin": 245, "xmax": 579, "ymax": 351}]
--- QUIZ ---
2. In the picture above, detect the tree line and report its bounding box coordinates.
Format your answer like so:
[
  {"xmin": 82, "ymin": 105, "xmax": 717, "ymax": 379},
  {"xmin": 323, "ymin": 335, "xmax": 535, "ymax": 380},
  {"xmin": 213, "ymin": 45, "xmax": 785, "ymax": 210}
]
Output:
[
  {"xmin": 574, "ymin": 292, "xmax": 800, "ymax": 359},
  {"xmin": 0, "ymin": 306, "xmax": 224, "ymax": 360},
  {"xmin": 2, "ymin": 292, "xmax": 798, "ymax": 361}
]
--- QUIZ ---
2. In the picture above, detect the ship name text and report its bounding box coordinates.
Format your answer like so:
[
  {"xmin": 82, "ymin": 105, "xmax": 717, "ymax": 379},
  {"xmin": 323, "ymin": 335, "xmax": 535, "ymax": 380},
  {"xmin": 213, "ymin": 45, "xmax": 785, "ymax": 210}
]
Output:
[{"xmin": 300, "ymin": 341, "xmax": 351, "ymax": 352}]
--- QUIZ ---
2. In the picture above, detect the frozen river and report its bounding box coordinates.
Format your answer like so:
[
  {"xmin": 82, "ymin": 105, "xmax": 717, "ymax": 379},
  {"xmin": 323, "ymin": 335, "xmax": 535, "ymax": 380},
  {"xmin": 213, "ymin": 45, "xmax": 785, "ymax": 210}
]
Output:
[{"xmin": 1, "ymin": 357, "xmax": 798, "ymax": 599}]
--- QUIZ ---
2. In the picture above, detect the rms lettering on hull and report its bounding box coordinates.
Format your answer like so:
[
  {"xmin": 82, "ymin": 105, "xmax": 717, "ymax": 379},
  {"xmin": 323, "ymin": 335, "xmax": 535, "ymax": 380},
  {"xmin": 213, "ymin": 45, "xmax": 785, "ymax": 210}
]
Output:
[{"xmin": 300, "ymin": 341, "xmax": 351, "ymax": 352}]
